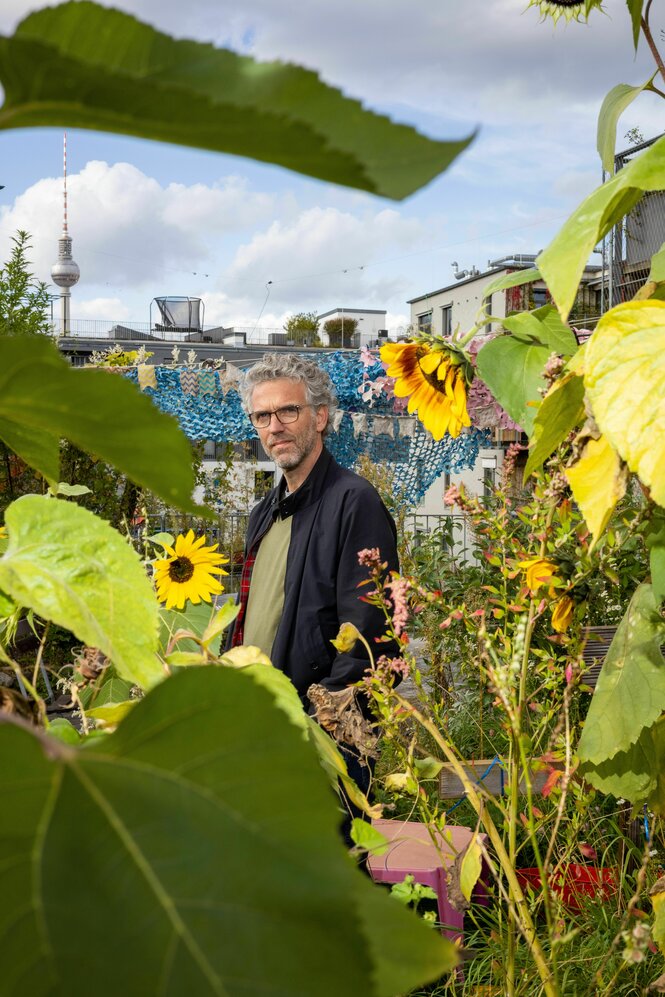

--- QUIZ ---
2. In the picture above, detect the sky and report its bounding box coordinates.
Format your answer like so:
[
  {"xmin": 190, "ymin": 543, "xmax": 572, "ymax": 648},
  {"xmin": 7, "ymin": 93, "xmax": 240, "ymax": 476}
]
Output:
[{"xmin": 0, "ymin": 0, "xmax": 662, "ymax": 334}]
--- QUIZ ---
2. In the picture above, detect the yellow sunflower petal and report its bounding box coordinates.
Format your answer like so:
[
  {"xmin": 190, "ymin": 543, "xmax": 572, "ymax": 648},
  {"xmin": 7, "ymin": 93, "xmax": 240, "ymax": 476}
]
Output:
[
  {"xmin": 418, "ymin": 352, "xmax": 441, "ymax": 375},
  {"xmin": 551, "ymin": 595, "xmax": 575, "ymax": 633}
]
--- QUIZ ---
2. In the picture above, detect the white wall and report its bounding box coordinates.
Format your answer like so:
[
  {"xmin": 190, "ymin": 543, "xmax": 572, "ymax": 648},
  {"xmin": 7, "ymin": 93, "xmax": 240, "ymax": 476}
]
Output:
[{"xmin": 410, "ymin": 269, "xmax": 514, "ymax": 338}]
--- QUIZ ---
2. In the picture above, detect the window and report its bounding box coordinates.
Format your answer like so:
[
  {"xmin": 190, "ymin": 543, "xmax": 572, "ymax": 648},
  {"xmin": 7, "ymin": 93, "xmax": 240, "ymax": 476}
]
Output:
[
  {"xmin": 203, "ymin": 440, "xmax": 231, "ymax": 461},
  {"xmin": 417, "ymin": 311, "xmax": 432, "ymax": 334},
  {"xmin": 234, "ymin": 439, "xmax": 269, "ymax": 461},
  {"xmin": 441, "ymin": 305, "xmax": 452, "ymax": 336},
  {"xmin": 532, "ymin": 286, "xmax": 548, "ymax": 308}
]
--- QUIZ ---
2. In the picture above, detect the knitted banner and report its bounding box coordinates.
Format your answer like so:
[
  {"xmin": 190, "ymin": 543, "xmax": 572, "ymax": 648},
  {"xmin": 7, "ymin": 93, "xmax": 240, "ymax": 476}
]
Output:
[{"xmin": 125, "ymin": 353, "xmax": 488, "ymax": 505}]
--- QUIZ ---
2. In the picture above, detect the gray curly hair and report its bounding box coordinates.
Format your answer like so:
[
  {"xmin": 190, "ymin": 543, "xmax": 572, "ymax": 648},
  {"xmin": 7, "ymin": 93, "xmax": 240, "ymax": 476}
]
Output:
[{"xmin": 240, "ymin": 354, "xmax": 338, "ymax": 437}]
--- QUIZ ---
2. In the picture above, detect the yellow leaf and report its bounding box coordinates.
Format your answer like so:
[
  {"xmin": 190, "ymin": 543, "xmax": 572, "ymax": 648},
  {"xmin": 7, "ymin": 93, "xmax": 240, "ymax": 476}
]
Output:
[
  {"xmin": 86, "ymin": 700, "xmax": 136, "ymax": 726},
  {"xmin": 459, "ymin": 836, "xmax": 483, "ymax": 903},
  {"xmin": 565, "ymin": 435, "xmax": 627, "ymax": 545},
  {"xmin": 219, "ymin": 645, "xmax": 272, "ymax": 669},
  {"xmin": 585, "ymin": 300, "xmax": 665, "ymax": 507},
  {"xmin": 331, "ymin": 622, "xmax": 361, "ymax": 653},
  {"xmin": 566, "ymin": 340, "xmax": 588, "ymax": 376}
]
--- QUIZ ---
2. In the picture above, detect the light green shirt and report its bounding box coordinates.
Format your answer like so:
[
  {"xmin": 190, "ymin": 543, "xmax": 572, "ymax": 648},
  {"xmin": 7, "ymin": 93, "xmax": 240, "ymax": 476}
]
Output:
[{"xmin": 242, "ymin": 514, "xmax": 292, "ymax": 659}]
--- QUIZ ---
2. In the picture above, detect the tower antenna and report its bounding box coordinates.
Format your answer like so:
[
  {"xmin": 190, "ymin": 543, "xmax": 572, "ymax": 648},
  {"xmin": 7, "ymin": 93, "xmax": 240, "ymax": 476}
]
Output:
[{"xmin": 50, "ymin": 131, "xmax": 80, "ymax": 335}]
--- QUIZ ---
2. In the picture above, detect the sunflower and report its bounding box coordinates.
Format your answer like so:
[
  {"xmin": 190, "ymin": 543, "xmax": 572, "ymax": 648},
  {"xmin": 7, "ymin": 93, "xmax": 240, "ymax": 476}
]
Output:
[
  {"xmin": 380, "ymin": 340, "xmax": 472, "ymax": 440},
  {"xmin": 526, "ymin": 0, "xmax": 604, "ymax": 24},
  {"xmin": 153, "ymin": 530, "xmax": 229, "ymax": 611}
]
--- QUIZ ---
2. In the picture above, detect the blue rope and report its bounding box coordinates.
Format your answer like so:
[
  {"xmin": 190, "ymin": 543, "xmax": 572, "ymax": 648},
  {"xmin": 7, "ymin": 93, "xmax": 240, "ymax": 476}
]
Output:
[
  {"xmin": 643, "ymin": 804, "xmax": 651, "ymax": 844},
  {"xmin": 445, "ymin": 755, "xmax": 503, "ymax": 815}
]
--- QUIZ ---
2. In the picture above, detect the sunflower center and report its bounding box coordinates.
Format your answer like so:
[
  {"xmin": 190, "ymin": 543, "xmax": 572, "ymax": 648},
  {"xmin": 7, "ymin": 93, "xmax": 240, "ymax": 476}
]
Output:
[{"xmin": 169, "ymin": 556, "xmax": 195, "ymax": 583}]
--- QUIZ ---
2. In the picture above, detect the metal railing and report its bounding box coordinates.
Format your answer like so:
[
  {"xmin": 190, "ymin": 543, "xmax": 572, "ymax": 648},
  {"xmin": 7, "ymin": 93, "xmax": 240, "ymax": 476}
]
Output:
[
  {"xmin": 143, "ymin": 510, "xmax": 475, "ymax": 595},
  {"xmin": 609, "ymin": 135, "xmax": 665, "ymax": 307},
  {"xmin": 48, "ymin": 320, "xmax": 382, "ymax": 348}
]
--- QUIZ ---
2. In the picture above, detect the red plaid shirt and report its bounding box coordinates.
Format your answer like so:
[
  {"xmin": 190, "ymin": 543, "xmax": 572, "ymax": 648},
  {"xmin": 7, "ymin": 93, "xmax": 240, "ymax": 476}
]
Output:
[{"xmin": 231, "ymin": 518, "xmax": 275, "ymax": 646}]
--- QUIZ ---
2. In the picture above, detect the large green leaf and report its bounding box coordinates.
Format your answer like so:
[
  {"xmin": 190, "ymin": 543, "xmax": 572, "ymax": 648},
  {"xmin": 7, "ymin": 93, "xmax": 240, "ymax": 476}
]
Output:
[
  {"xmin": 584, "ymin": 299, "xmax": 665, "ymax": 507},
  {"xmin": 578, "ymin": 584, "xmax": 665, "ymax": 766},
  {"xmin": 0, "ymin": 667, "xmax": 456, "ymax": 995},
  {"xmin": 646, "ymin": 511, "xmax": 665, "ymax": 604},
  {"xmin": 523, "ymin": 373, "xmax": 585, "ymax": 479},
  {"xmin": 650, "ymin": 242, "xmax": 665, "ymax": 283},
  {"xmin": 0, "ymin": 2, "xmax": 472, "ymax": 201},
  {"xmin": 160, "ymin": 601, "xmax": 221, "ymax": 656},
  {"xmin": 0, "ymin": 495, "xmax": 162, "ymax": 689},
  {"xmin": 538, "ymin": 134, "xmax": 665, "ymax": 319},
  {"xmin": 0, "ymin": 335, "xmax": 201, "ymax": 512},
  {"xmin": 500, "ymin": 305, "xmax": 577, "ymax": 356},
  {"xmin": 597, "ymin": 79, "xmax": 652, "ymax": 174},
  {"xmin": 475, "ymin": 334, "xmax": 550, "ymax": 436},
  {"xmin": 580, "ymin": 721, "xmax": 659, "ymax": 804}
]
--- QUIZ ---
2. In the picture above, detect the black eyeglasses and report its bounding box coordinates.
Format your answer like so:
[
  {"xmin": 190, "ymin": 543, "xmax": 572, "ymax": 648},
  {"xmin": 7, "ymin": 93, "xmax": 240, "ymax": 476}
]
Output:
[{"xmin": 249, "ymin": 404, "xmax": 314, "ymax": 429}]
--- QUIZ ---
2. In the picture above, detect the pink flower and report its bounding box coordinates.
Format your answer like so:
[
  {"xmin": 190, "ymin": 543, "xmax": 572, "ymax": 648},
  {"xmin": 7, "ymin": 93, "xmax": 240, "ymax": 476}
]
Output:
[
  {"xmin": 377, "ymin": 654, "xmax": 411, "ymax": 679},
  {"xmin": 444, "ymin": 484, "xmax": 461, "ymax": 507},
  {"xmin": 386, "ymin": 575, "xmax": 410, "ymax": 636},
  {"xmin": 357, "ymin": 547, "xmax": 382, "ymax": 569}
]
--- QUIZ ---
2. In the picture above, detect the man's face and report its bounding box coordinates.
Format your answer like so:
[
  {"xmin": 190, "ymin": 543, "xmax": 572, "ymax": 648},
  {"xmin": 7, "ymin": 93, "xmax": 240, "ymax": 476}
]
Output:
[{"xmin": 249, "ymin": 378, "xmax": 327, "ymax": 473}]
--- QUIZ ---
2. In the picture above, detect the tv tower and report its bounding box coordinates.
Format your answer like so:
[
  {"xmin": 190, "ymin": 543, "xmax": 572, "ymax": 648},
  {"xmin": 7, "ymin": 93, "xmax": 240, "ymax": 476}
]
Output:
[{"xmin": 50, "ymin": 132, "xmax": 80, "ymax": 334}]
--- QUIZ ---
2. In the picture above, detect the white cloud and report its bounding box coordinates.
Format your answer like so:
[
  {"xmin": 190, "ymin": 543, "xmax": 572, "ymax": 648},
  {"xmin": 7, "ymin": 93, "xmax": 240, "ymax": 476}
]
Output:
[
  {"xmin": 224, "ymin": 206, "xmax": 426, "ymax": 309},
  {"xmin": 0, "ymin": 161, "xmax": 279, "ymax": 289},
  {"xmin": 71, "ymin": 297, "xmax": 132, "ymax": 321}
]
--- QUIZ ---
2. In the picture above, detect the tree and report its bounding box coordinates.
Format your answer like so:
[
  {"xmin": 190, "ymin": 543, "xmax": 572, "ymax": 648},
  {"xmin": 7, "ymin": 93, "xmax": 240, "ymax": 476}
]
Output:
[
  {"xmin": 323, "ymin": 316, "xmax": 358, "ymax": 348},
  {"xmin": 0, "ymin": 230, "xmax": 51, "ymax": 336},
  {"xmin": 283, "ymin": 310, "xmax": 321, "ymax": 346}
]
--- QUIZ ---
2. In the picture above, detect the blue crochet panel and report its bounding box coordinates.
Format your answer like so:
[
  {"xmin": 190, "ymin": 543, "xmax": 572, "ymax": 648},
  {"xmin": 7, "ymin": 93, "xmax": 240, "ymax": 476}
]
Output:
[{"xmin": 126, "ymin": 352, "xmax": 488, "ymax": 505}]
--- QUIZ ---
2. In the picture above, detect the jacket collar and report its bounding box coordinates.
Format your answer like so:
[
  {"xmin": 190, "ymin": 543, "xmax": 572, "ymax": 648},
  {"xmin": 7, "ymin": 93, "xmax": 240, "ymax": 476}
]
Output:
[{"xmin": 271, "ymin": 446, "xmax": 334, "ymax": 520}]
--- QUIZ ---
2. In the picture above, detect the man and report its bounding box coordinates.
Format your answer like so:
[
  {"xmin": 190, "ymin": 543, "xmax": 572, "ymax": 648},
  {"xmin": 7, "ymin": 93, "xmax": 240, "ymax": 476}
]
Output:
[{"xmin": 229, "ymin": 352, "xmax": 399, "ymax": 709}]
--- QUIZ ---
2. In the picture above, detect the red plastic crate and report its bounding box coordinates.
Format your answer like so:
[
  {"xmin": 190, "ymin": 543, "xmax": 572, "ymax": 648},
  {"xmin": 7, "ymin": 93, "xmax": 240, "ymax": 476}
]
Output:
[{"xmin": 516, "ymin": 865, "xmax": 618, "ymax": 911}]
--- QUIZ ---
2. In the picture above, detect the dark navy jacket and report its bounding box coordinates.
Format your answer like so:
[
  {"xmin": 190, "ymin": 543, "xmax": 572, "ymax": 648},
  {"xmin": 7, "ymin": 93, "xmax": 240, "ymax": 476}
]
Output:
[{"xmin": 230, "ymin": 447, "xmax": 399, "ymax": 700}]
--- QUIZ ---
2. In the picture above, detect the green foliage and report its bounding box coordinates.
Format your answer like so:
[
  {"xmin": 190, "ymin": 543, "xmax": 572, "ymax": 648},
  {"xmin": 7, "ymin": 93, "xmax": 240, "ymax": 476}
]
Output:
[
  {"xmin": 0, "ymin": 667, "xmax": 457, "ymax": 996},
  {"xmin": 597, "ymin": 78, "xmax": 653, "ymax": 174},
  {"xmin": 481, "ymin": 265, "xmax": 542, "ymax": 299},
  {"xmin": 579, "ymin": 583, "xmax": 665, "ymax": 768},
  {"xmin": 0, "ymin": 335, "xmax": 202, "ymax": 512},
  {"xmin": 59, "ymin": 441, "xmax": 139, "ymax": 529},
  {"xmin": 523, "ymin": 374, "xmax": 585, "ymax": 479},
  {"xmin": 626, "ymin": 0, "xmax": 647, "ymax": 50},
  {"xmin": 0, "ymin": 230, "xmax": 50, "ymax": 337},
  {"xmin": 283, "ymin": 311, "xmax": 322, "ymax": 346},
  {"xmin": 475, "ymin": 303, "xmax": 578, "ymax": 437},
  {"xmin": 538, "ymin": 134, "xmax": 665, "ymax": 319},
  {"xmin": 584, "ymin": 299, "xmax": 665, "ymax": 508},
  {"xmin": 650, "ymin": 242, "xmax": 665, "ymax": 283},
  {"xmin": 323, "ymin": 316, "xmax": 359, "ymax": 348},
  {"xmin": 0, "ymin": 1, "xmax": 473, "ymax": 201},
  {"xmin": 0, "ymin": 495, "xmax": 162, "ymax": 689},
  {"xmin": 476, "ymin": 333, "xmax": 549, "ymax": 435}
]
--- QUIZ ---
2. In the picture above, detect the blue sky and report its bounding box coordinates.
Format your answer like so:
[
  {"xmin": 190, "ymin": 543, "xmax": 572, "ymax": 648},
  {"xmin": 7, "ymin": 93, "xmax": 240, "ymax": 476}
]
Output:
[{"xmin": 0, "ymin": 0, "xmax": 661, "ymax": 332}]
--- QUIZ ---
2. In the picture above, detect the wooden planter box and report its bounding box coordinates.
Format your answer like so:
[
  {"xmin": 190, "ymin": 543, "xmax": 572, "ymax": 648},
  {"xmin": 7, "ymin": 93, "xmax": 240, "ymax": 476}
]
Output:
[{"xmin": 438, "ymin": 759, "xmax": 557, "ymax": 799}]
